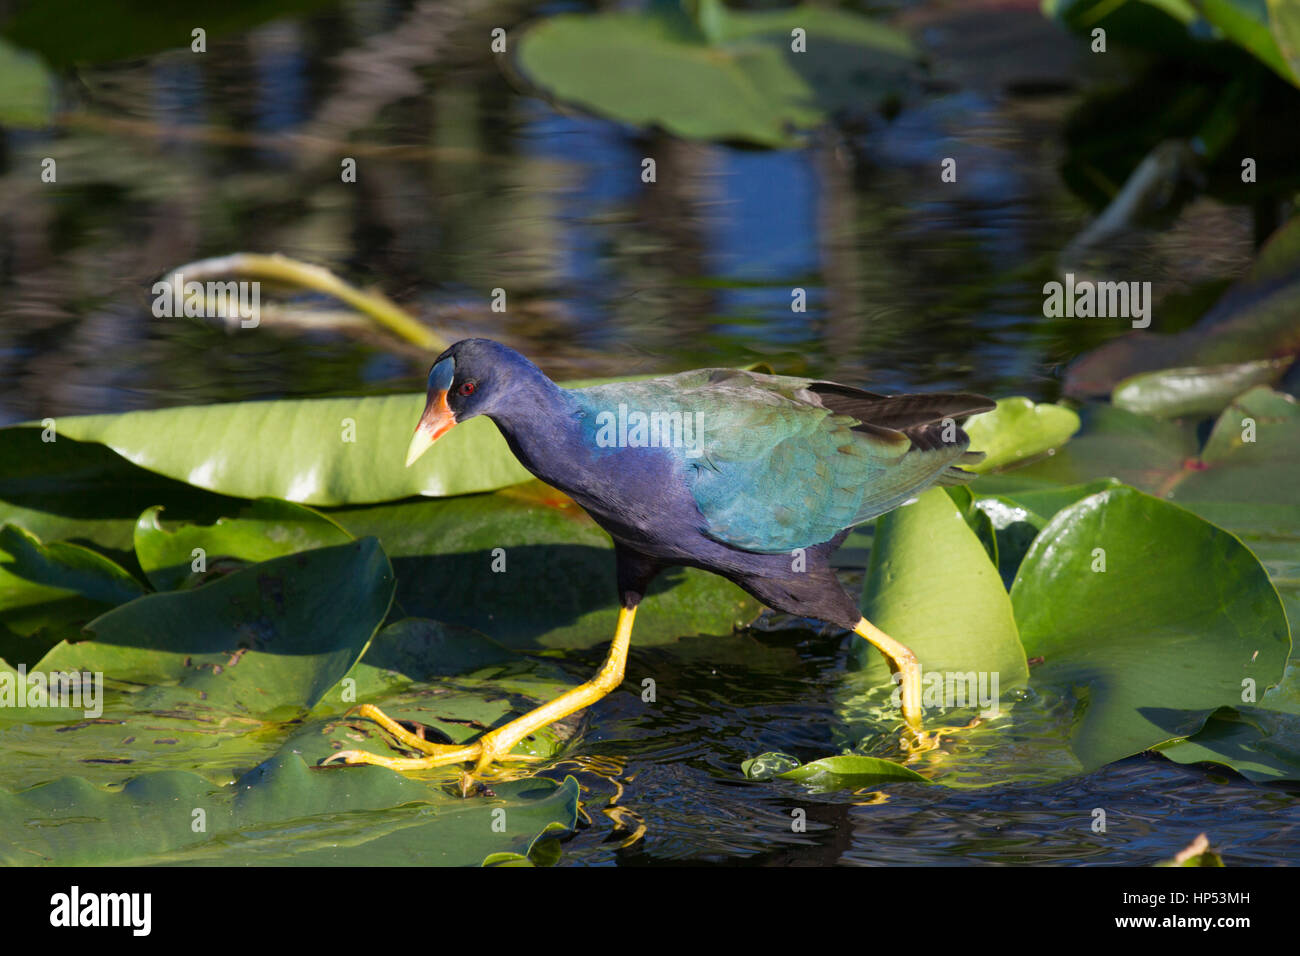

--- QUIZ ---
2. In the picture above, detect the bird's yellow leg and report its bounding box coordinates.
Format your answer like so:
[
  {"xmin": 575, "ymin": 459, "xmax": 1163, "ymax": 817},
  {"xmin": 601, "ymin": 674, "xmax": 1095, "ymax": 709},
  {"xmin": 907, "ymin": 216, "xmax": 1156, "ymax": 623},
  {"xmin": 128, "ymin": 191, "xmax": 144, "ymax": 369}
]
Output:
[
  {"xmin": 464, "ymin": 605, "xmax": 635, "ymax": 776},
  {"xmin": 322, "ymin": 607, "xmax": 636, "ymax": 777},
  {"xmin": 852, "ymin": 617, "xmax": 923, "ymax": 732}
]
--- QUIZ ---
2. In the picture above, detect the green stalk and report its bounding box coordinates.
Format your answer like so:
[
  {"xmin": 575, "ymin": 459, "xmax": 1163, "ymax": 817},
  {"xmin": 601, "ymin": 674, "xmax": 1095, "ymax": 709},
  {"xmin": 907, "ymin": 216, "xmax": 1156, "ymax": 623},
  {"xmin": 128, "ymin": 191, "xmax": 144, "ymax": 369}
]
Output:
[{"xmin": 167, "ymin": 253, "xmax": 447, "ymax": 352}]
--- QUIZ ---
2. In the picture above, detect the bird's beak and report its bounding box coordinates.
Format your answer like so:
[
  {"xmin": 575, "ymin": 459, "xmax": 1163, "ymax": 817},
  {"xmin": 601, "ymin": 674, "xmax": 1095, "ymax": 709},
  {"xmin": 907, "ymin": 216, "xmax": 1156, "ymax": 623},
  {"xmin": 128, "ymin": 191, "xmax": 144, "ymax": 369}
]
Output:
[{"xmin": 405, "ymin": 389, "xmax": 456, "ymax": 467}]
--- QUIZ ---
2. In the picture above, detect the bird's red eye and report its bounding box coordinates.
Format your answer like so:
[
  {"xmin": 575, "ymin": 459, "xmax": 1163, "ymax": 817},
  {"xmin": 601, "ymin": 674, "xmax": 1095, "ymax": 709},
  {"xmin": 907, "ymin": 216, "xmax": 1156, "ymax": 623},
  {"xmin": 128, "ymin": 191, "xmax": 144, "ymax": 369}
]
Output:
[{"xmin": 458, "ymin": 381, "xmax": 476, "ymax": 397}]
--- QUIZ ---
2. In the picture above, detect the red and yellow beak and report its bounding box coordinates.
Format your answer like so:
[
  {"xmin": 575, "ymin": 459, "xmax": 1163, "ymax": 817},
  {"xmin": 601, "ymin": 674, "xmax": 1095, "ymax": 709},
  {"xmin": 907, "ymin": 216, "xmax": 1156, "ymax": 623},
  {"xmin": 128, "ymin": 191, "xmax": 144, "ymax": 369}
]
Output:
[{"xmin": 405, "ymin": 389, "xmax": 456, "ymax": 466}]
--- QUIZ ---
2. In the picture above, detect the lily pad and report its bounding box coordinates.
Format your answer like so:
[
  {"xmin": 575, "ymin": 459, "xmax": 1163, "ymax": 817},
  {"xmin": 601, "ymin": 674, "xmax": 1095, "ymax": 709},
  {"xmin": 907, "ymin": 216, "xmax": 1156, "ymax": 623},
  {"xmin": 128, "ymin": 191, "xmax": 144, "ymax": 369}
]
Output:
[
  {"xmin": 999, "ymin": 389, "xmax": 1300, "ymax": 537},
  {"xmin": 34, "ymin": 539, "xmax": 395, "ymax": 721},
  {"xmin": 514, "ymin": 0, "xmax": 916, "ymax": 148},
  {"xmin": 776, "ymin": 754, "xmax": 927, "ymax": 790},
  {"xmin": 854, "ymin": 487, "xmax": 1029, "ymax": 696},
  {"xmin": 0, "ymin": 525, "xmax": 147, "ymax": 664},
  {"xmin": 1011, "ymin": 486, "xmax": 1291, "ymax": 771},
  {"xmin": 38, "ymin": 396, "xmax": 533, "ymax": 507},
  {"xmin": 134, "ymin": 498, "xmax": 353, "ymax": 591},
  {"xmin": 331, "ymin": 482, "xmax": 760, "ymax": 651},
  {"xmin": 0, "ymin": 754, "xmax": 579, "ymax": 866},
  {"xmin": 0, "ymin": 428, "xmax": 252, "ymax": 564},
  {"xmin": 963, "ymin": 397, "xmax": 1081, "ymax": 473},
  {"xmin": 968, "ymin": 479, "xmax": 1122, "ymax": 587},
  {"xmin": 1111, "ymin": 357, "xmax": 1293, "ymax": 419}
]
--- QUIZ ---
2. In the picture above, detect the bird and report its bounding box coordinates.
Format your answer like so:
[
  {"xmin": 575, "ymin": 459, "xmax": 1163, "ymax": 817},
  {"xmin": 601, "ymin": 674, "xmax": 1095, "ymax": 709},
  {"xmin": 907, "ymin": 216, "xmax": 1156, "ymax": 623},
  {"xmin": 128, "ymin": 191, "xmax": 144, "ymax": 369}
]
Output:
[{"xmin": 323, "ymin": 338, "xmax": 994, "ymax": 780}]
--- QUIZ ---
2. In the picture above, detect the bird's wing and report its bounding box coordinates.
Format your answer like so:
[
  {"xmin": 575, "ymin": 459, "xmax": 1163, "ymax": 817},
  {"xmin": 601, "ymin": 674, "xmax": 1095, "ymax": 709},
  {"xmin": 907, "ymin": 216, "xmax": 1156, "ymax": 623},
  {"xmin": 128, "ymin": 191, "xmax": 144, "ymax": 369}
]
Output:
[{"xmin": 582, "ymin": 370, "xmax": 992, "ymax": 553}]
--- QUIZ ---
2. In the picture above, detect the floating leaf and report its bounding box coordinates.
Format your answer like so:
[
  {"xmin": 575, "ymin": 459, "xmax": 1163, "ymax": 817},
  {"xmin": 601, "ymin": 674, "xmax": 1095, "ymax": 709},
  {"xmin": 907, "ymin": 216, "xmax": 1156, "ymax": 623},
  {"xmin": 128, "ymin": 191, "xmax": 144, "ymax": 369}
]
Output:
[
  {"xmin": 855, "ymin": 488, "xmax": 1028, "ymax": 690},
  {"xmin": 1011, "ymin": 487, "xmax": 1291, "ymax": 771},
  {"xmin": 0, "ymin": 525, "xmax": 146, "ymax": 664},
  {"xmin": 776, "ymin": 754, "xmax": 927, "ymax": 790},
  {"xmin": 1157, "ymin": 657, "xmax": 1300, "ymax": 782},
  {"xmin": 36, "ymin": 539, "xmax": 394, "ymax": 721},
  {"xmin": 331, "ymin": 482, "xmax": 759, "ymax": 651},
  {"xmin": 0, "ymin": 428, "xmax": 244, "ymax": 564},
  {"xmin": 963, "ymin": 397, "xmax": 1081, "ymax": 473},
  {"xmin": 741, "ymin": 751, "xmax": 802, "ymax": 781},
  {"xmin": 1111, "ymin": 357, "xmax": 1292, "ymax": 418},
  {"xmin": 39, "ymin": 396, "xmax": 532, "ymax": 506},
  {"xmin": 133, "ymin": 498, "xmax": 352, "ymax": 590},
  {"xmin": 0, "ymin": 754, "xmax": 579, "ymax": 866},
  {"xmin": 968, "ymin": 479, "xmax": 1122, "ymax": 587},
  {"xmin": 515, "ymin": 0, "xmax": 916, "ymax": 148}
]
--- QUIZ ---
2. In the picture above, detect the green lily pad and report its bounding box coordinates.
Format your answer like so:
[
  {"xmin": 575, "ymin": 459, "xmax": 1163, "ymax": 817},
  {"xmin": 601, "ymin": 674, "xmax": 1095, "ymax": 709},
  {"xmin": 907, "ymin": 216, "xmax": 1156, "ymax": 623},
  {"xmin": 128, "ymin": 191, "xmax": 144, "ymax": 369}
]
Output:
[
  {"xmin": 39, "ymin": 395, "xmax": 533, "ymax": 507},
  {"xmin": 967, "ymin": 479, "xmax": 1122, "ymax": 588},
  {"xmin": 1157, "ymin": 656, "xmax": 1300, "ymax": 782},
  {"xmin": 963, "ymin": 397, "xmax": 1081, "ymax": 473},
  {"xmin": 0, "ymin": 525, "xmax": 145, "ymax": 608},
  {"xmin": 0, "ymin": 525, "xmax": 147, "ymax": 664},
  {"xmin": 331, "ymin": 482, "xmax": 760, "ymax": 651},
  {"xmin": 0, "ymin": 754, "xmax": 579, "ymax": 866},
  {"xmin": 0, "ymin": 617, "xmax": 573, "ymax": 794},
  {"xmin": 1158, "ymin": 705, "xmax": 1300, "ymax": 782},
  {"xmin": 855, "ymin": 488, "xmax": 1028, "ymax": 690},
  {"xmin": 776, "ymin": 755, "xmax": 927, "ymax": 790},
  {"xmin": 1111, "ymin": 357, "xmax": 1292, "ymax": 419},
  {"xmin": 740, "ymin": 751, "xmax": 802, "ymax": 780},
  {"xmin": 0, "ymin": 428, "xmax": 252, "ymax": 565},
  {"xmin": 945, "ymin": 487, "xmax": 999, "ymax": 569},
  {"xmin": 1000, "ymin": 390, "xmax": 1300, "ymax": 537},
  {"xmin": 134, "ymin": 498, "xmax": 353, "ymax": 591},
  {"xmin": 515, "ymin": 0, "xmax": 916, "ymax": 148},
  {"xmin": 1011, "ymin": 486, "xmax": 1291, "ymax": 771},
  {"xmin": 34, "ymin": 539, "xmax": 395, "ymax": 721}
]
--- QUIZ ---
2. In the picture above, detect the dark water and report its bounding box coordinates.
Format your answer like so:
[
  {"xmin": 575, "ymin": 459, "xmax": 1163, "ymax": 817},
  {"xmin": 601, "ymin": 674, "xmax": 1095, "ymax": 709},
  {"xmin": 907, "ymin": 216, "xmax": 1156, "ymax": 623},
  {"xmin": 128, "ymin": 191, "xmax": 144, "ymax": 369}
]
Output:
[
  {"xmin": 532, "ymin": 623, "xmax": 1300, "ymax": 866},
  {"xmin": 1, "ymin": 0, "xmax": 1292, "ymax": 864}
]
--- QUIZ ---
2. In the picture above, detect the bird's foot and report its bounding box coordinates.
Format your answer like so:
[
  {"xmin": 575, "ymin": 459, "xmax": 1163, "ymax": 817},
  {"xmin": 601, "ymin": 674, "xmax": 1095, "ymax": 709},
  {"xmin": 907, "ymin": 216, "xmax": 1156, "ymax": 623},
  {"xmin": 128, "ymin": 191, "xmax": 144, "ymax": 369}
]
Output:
[
  {"xmin": 898, "ymin": 716, "xmax": 983, "ymax": 763},
  {"xmin": 319, "ymin": 703, "xmax": 543, "ymax": 783}
]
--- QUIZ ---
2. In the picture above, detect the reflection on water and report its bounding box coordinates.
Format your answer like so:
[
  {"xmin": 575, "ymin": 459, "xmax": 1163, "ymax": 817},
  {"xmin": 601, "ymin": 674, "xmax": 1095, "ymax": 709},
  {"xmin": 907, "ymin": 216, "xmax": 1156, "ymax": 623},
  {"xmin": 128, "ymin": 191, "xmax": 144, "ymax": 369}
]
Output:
[
  {"xmin": 4, "ymin": 0, "xmax": 1257, "ymax": 427},
  {"xmin": 0, "ymin": 0, "xmax": 1287, "ymax": 864}
]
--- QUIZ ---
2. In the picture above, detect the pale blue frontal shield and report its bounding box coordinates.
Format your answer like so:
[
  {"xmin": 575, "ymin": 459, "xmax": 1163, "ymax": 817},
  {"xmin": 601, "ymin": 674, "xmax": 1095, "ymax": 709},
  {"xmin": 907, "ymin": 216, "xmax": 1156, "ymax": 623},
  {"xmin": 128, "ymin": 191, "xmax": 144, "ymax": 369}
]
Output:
[{"xmin": 428, "ymin": 356, "xmax": 455, "ymax": 393}]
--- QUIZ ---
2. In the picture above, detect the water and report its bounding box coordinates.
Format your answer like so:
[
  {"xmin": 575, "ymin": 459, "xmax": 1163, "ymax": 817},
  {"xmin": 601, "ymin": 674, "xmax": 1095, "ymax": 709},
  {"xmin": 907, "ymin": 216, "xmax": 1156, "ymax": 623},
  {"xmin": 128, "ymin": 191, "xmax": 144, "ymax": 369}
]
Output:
[
  {"xmin": 538, "ymin": 625, "xmax": 1300, "ymax": 865},
  {"xmin": 1, "ymin": 0, "xmax": 1290, "ymax": 865}
]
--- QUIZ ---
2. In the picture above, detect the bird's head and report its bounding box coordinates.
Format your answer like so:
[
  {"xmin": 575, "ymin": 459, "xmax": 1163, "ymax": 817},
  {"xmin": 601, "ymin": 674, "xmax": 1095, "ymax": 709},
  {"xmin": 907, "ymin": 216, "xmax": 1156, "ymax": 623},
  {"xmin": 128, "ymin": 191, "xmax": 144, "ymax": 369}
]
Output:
[{"xmin": 405, "ymin": 338, "xmax": 536, "ymax": 466}]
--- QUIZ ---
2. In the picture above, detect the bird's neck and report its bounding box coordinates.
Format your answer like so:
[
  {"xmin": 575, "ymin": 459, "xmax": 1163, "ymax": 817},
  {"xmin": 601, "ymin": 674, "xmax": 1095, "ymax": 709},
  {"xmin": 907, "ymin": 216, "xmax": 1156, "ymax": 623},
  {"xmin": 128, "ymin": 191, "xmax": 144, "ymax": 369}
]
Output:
[{"xmin": 484, "ymin": 374, "xmax": 588, "ymax": 487}]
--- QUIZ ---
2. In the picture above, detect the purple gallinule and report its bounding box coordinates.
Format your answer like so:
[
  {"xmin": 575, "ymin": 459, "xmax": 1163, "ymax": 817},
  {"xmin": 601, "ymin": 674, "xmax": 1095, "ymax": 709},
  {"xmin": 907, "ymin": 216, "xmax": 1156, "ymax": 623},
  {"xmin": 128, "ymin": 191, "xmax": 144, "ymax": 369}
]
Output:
[{"xmin": 324, "ymin": 339, "xmax": 993, "ymax": 779}]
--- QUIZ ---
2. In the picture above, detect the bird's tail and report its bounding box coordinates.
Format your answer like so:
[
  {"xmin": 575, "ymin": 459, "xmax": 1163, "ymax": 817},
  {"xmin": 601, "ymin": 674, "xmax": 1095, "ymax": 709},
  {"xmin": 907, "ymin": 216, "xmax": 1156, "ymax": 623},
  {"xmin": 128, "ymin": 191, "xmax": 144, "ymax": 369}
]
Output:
[{"xmin": 933, "ymin": 450, "xmax": 985, "ymax": 486}]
